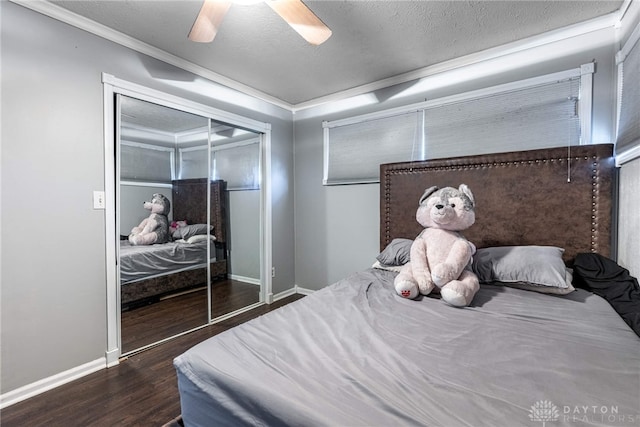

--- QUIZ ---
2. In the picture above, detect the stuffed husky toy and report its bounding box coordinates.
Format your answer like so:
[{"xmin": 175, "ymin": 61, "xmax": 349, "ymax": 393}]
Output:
[
  {"xmin": 394, "ymin": 185, "xmax": 479, "ymax": 307},
  {"xmin": 128, "ymin": 193, "xmax": 171, "ymax": 246}
]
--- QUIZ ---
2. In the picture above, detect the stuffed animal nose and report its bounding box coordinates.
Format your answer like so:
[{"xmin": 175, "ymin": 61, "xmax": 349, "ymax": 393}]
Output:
[{"xmin": 435, "ymin": 204, "xmax": 444, "ymax": 210}]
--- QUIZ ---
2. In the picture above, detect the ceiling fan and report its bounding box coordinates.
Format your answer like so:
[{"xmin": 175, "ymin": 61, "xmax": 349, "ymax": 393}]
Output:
[{"xmin": 189, "ymin": 0, "xmax": 332, "ymax": 46}]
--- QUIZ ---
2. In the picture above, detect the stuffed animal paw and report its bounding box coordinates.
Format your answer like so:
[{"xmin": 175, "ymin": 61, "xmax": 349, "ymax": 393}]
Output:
[
  {"xmin": 440, "ymin": 271, "xmax": 479, "ymax": 307},
  {"xmin": 395, "ymin": 279, "xmax": 419, "ymax": 299}
]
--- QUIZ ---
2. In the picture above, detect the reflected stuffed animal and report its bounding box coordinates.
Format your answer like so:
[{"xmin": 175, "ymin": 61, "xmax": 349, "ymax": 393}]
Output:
[
  {"xmin": 128, "ymin": 193, "xmax": 171, "ymax": 246},
  {"xmin": 394, "ymin": 185, "xmax": 479, "ymax": 307}
]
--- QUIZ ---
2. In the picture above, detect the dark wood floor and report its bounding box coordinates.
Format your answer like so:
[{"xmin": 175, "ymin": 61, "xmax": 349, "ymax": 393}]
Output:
[
  {"xmin": 122, "ymin": 279, "xmax": 260, "ymax": 353},
  {"xmin": 0, "ymin": 294, "xmax": 304, "ymax": 427}
]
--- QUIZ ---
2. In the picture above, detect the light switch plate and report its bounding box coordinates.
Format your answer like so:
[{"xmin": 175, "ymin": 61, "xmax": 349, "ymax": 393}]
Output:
[{"xmin": 93, "ymin": 191, "xmax": 106, "ymax": 209}]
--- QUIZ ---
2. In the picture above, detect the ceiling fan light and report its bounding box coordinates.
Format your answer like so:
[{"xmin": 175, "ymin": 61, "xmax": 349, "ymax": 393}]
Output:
[
  {"xmin": 266, "ymin": 0, "xmax": 332, "ymax": 45},
  {"xmin": 189, "ymin": 0, "xmax": 232, "ymax": 43},
  {"xmin": 292, "ymin": 25, "xmax": 332, "ymax": 46},
  {"xmin": 189, "ymin": 0, "xmax": 332, "ymax": 45}
]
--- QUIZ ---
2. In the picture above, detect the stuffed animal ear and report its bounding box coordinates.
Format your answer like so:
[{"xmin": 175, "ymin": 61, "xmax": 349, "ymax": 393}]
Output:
[
  {"xmin": 419, "ymin": 186, "xmax": 439, "ymax": 205},
  {"xmin": 458, "ymin": 184, "xmax": 475, "ymax": 207}
]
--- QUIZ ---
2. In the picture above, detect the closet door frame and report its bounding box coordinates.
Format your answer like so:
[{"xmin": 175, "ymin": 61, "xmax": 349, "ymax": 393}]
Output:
[{"xmin": 102, "ymin": 73, "xmax": 273, "ymax": 366}]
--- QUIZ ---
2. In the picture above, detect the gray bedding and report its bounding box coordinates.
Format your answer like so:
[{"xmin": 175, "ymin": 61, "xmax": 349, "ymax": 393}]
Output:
[
  {"xmin": 119, "ymin": 240, "xmax": 215, "ymax": 285},
  {"xmin": 174, "ymin": 268, "xmax": 640, "ymax": 427}
]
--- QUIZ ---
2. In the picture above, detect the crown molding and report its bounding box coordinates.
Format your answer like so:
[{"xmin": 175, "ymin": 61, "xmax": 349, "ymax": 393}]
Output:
[
  {"xmin": 292, "ymin": 11, "xmax": 620, "ymax": 113},
  {"xmin": 9, "ymin": 0, "xmax": 294, "ymax": 111},
  {"xmin": 12, "ymin": 0, "xmax": 622, "ymax": 114}
]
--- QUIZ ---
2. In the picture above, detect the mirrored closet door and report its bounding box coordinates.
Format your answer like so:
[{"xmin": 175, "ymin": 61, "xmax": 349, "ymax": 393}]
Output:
[
  {"xmin": 208, "ymin": 120, "xmax": 262, "ymax": 320},
  {"xmin": 117, "ymin": 95, "xmax": 262, "ymax": 355}
]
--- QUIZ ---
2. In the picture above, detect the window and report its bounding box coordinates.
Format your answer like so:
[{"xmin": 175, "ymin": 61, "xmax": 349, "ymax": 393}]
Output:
[
  {"xmin": 212, "ymin": 139, "xmax": 261, "ymax": 190},
  {"xmin": 324, "ymin": 111, "xmax": 423, "ymax": 184},
  {"xmin": 120, "ymin": 142, "xmax": 174, "ymax": 183},
  {"xmin": 616, "ymin": 29, "xmax": 640, "ymax": 164},
  {"xmin": 177, "ymin": 138, "xmax": 261, "ymax": 190},
  {"xmin": 323, "ymin": 66, "xmax": 593, "ymax": 185},
  {"xmin": 177, "ymin": 145, "xmax": 208, "ymax": 180}
]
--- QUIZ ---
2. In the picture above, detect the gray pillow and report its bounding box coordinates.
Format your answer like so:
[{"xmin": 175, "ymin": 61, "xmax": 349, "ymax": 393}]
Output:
[
  {"xmin": 376, "ymin": 238, "xmax": 413, "ymax": 266},
  {"xmin": 472, "ymin": 245, "xmax": 569, "ymax": 289},
  {"xmin": 172, "ymin": 224, "xmax": 213, "ymax": 240}
]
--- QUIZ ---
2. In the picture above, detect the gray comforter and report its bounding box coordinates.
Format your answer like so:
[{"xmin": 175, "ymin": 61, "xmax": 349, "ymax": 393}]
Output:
[
  {"xmin": 119, "ymin": 240, "xmax": 213, "ymax": 284},
  {"xmin": 174, "ymin": 269, "xmax": 640, "ymax": 426}
]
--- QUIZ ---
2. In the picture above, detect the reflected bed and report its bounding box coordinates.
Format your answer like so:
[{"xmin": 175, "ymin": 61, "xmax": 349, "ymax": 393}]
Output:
[
  {"xmin": 120, "ymin": 179, "xmax": 228, "ymax": 309},
  {"xmin": 119, "ymin": 239, "xmax": 215, "ymax": 285}
]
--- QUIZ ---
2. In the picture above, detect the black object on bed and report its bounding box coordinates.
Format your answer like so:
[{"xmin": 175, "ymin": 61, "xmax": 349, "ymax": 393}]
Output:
[{"xmin": 574, "ymin": 252, "xmax": 640, "ymax": 337}]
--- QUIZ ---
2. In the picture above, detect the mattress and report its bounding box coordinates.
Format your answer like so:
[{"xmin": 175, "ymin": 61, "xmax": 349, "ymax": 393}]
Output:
[
  {"xmin": 119, "ymin": 239, "xmax": 216, "ymax": 285},
  {"xmin": 174, "ymin": 268, "xmax": 640, "ymax": 427}
]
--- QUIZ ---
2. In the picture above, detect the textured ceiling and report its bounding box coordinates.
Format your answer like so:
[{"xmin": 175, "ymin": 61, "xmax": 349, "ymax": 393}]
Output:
[
  {"xmin": 51, "ymin": 0, "xmax": 623, "ymax": 106},
  {"xmin": 120, "ymin": 95, "xmax": 259, "ymax": 141},
  {"xmin": 121, "ymin": 96, "xmax": 207, "ymax": 133}
]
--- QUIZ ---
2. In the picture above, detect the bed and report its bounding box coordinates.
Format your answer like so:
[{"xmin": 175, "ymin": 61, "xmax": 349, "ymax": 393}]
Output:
[
  {"xmin": 120, "ymin": 179, "xmax": 228, "ymax": 309},
  {"xmin": 174, "ymin": 144, "xmax": 640, "ymax": 426}
]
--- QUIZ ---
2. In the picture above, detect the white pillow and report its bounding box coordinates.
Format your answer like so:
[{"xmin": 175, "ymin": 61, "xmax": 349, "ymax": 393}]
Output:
[{"xmin": 176, "ymin": 234, "xmax": 216, "ymax": 244}]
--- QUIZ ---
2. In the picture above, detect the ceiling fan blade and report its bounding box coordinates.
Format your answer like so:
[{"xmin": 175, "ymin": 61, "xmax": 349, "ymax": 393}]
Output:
[
  {"xmin": 189, "ymin": 0, "xmax": 232, "ymax": 43},
  {"xmin": 266, "ymin": 0, "xmax": 332, "ymax": 46}
]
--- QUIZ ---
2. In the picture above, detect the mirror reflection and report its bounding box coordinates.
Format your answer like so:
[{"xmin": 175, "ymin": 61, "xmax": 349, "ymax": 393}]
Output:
[{"xmin": 118, "ymin": 96, "xmax": 262, "ymax": 354}]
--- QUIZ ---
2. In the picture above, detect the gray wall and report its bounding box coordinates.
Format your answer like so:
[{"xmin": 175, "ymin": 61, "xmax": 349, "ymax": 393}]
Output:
[
  {"xmin": 293, "ymin": 28, "xmax": 619, "ymax": 291},
  {"xmin": 227, "ymin": 190, "xmax": 261, "ymax": 281},
  {"xmin": 0, "ymin": 1, "xmax": 294, "ymax": 393}
]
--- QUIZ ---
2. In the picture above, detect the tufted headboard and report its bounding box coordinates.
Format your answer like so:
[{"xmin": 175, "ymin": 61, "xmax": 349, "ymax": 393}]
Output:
[
  {"xmin": 380, "ymin": 144, "xmax": 616, "ymax": 265},
  {"xmin": 172, "ymin": 179, "xmax": 227, "ymax": 243}
]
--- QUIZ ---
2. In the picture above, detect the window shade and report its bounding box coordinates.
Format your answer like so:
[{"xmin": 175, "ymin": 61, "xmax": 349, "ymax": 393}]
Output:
[
  {"xmin": 212, "ymin": 141, "xmax": 260, "ymax": 190},
  {"xmin": 422, "ymin": 78, "xmax": 580, "ymax": 159},
  {"xmin": 120, "ymin": 143, "xmax": 173, "ymax": 182},
  {"xmin": 617, "ymin": 36, "xmax": 640, "ymax": 156},
  {"xmin": 178, "ymin": 146, "xmax": 208, "ymax": 179},
  {"xmin": 324, "ymin": 111, "xmax": 423, "ymax": 184},
  {"xmin": 324, "ymin": 71, "xmax": 584, "ymax": 185}
]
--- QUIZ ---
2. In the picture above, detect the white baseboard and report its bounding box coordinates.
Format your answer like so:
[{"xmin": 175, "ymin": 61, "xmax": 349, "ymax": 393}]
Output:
[
  {"xmin": 272, "ymin": 285, "xmax": 315, "ymax": 302},
  {"xmin": 228, "ymin": 273, "xmax": 260, "ymax": 285},
  {"xmin": 294, "ymin": 285, "xmax": 315, "ymax": 296},
  {"xmin": 272, "ymin": 287, "xmax": 296, "ymax": 301},
  {"xmin": 105, "ymin": 348, "xmax": 120, "ymax": 367},
  {"xmin": 0, "ymin": 358, "xmax": 106, "ymax": 409}
]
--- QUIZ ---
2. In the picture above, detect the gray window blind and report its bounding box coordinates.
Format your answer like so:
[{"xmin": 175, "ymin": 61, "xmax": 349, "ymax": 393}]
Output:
[
  {"xmin": 324, "ymin": 72, "xmax": 583, "ymax": 185},
  {"xmin": 324, "ymin": 111, "xmax": 423, "ymax": 184},
  {"xmin": 422, "ymin": 78, "xmax": 580, "ymax": 159},
  {"xmin": 617, "ymin": 35, "xmax": 640, "ymax": 157},
  {"xmin": 177, "ymin": 140, "xmax": 260, "ymax": 189},
  {"xmin": 212, "ymin": 141, "xmax": 260, "ymax": 190},
  {"xmin": 120, "ymin": 143, "xmax": 173, "ymax": 182},
  {"xmin": 178, "ymin": 146, "xmax": 208, "ymax": 179}
]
